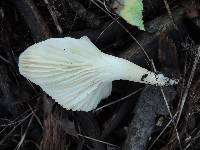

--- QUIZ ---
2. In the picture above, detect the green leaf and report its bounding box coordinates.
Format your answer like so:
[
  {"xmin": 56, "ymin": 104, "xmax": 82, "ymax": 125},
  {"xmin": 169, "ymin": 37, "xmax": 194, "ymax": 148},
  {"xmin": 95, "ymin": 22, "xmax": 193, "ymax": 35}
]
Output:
[{"xmin": 119, "ymin": 0, "xmax": 144, "ymax": 30}]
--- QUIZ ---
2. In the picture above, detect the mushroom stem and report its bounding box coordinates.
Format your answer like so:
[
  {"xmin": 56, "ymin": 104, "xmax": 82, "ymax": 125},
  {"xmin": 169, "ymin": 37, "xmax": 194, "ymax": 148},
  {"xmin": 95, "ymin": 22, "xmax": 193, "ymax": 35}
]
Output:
[{"xmin": 103, "ymin": 54, "xmax": 178, "ymax": 86}]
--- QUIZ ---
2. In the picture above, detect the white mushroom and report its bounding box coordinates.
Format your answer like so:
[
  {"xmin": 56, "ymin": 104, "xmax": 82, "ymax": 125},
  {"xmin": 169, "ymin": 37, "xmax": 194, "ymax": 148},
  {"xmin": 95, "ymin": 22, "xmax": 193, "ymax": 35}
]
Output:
[{"xmin": 18, "ymin": 36, "xmax": 178, "ymax": 111}]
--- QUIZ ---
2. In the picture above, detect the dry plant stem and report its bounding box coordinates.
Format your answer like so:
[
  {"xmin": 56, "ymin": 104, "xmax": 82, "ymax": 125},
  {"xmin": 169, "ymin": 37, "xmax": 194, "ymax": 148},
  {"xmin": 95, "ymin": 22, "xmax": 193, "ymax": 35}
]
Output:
[
  {"xmin": 153, "ymin": 35, "xmax": 182, "ymax": 148},
  {"xmin": 77, "ymin": 133, "xmax": 120, "ymax": 149},
  {"xmin": 43, "ymin": 0, "xmax": 63, "ymax": 35},
  {"xmin": 0, "ymin": 55, "xmax": 10, "ymax": 64},
  {"xmin": 28, "ymin": 104, "xmax": 43, "ymax": 130},
  {"xmin": 95, "ymin": 87, "xmax": 143, "ymax": 111},
  {"xmin": 176, "ymin": 47, "xmax": 200, "ymax": 128},
  {"xmin": 147, "ymin": 113, "xmax": 178, "ymax": 150},
  {"xmin": 152, "ymin": 61, "xmax": 181, "ymax": 148},
  {"xmin": 94, "ymin": 19, "xmax": 117, "ymax": 44},
  {"xmin": 67, "ymin": 13, "xmax": 78, "ymax": 36},
  {"xmin": 0, "ymin": 109, "xmax": 32, "ymax": 131},
  {"xmin": 70, "ymin": 21, "xmax": 126, "ymax": 48},
  {"xmin": 160, "ymin": 87, "xmax": 182, "ymax": 148},
  {"xmin": 163, "ymin": 0, "xmax": 179, "ymax": 30},
  {"xmin": 0, "ymin": 110, "xmax": 35, "ymax": 145},
  {"xmin": 15, "ymin": 115, "xmax": 34, "ymax": 150}
]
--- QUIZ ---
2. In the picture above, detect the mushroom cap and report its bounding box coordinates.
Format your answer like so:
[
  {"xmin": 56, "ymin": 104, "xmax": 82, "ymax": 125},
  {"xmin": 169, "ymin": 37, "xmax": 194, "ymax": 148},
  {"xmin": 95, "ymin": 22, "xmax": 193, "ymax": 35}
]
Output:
[{"xmin": 19, "ymin": 36, "xmax": 112, "ymax": 111}]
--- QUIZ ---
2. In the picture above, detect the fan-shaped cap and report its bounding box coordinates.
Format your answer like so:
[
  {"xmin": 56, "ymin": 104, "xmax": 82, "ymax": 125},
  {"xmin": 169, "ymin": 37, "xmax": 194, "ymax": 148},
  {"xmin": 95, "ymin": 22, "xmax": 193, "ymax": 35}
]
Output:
[
  {"xmin": 19, "ymin": 36, "xmax": 178, "ymax": 111},
  {"xmin": 19, "ymin": 36, "xmax": 113, "ymax": 111}
]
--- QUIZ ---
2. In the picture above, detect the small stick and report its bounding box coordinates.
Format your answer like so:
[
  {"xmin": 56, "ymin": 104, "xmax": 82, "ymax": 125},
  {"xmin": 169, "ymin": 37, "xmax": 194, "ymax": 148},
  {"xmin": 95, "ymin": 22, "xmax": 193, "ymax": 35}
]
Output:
[
  {"xmin": 176, "ymin": 47, "xmax": 200, "ymax": 127},
  {"xmin": 163, "ymin": 0, "xmax": 179, "ymax": 30}
]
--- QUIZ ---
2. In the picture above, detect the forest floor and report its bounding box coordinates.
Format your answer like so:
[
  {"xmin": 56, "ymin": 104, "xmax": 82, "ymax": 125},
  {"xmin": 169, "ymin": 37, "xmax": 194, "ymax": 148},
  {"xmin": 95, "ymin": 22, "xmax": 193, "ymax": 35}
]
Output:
[{"xmin": 0, "ymin": 0, "xmax": 200, "ymax": 150}]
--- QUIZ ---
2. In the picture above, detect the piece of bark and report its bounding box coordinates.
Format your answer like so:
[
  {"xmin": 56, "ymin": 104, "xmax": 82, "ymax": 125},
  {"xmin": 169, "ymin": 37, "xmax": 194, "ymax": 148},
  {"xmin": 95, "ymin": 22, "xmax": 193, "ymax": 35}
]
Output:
[
  {"xmin": 122, "ymin": 86, "xmax": 176, "ymax": 150},
  {"xmin": 40, "ymin": 106, "xmax": 66, "ymax": 150}
]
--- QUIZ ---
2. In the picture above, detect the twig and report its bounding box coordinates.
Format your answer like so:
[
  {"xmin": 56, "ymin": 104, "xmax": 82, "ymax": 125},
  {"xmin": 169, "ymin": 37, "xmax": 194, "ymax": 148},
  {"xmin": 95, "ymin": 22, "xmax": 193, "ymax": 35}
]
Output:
[
  {"xmin": 75, "ymin": 112, "xmax": 106, "ymax": 150},
  {"xmin": 163, "ymin": 0, "xmax": 179, "ymax": 30},
  {"xmin": 28, "ymin": 104, "xmax": 43, "ymax": 130},
  {"xmin": 77, "ymin": 133, "xmax": 120, "ymax": 149},
  {"xmin": 67, "ymin": 13, "xmax": 78, "ymax": 36},
  {"xmin": 160, "ymin": 87, "xmax": 182, "ymax": 148},
  {"xmin": 0, "ymin": 55, "xmax": 10, "ymax": 64},
  {"xmin": 15, "ymin": 115, "xmax": 34, "ymax": 150},
  {"xmin": 123, "ymin": 86, "xmax": 177, "ymax": 150},
  {"xmin": 0, "ymin": 109, "xmax": 32, "ymax": 133},
  {"xmin": 100, "ymin": 87, "xmax": 143, "ymax": 139},
  {"xmin": 152, "ymin": 59, "xmax": 182, "ymax": 148},
  {"xmin": 43, "ymin": 0, "xmax": 63, "ymax": 35},
  {"xmin": 176, "ymin": 47, "xmax": 200, "ymax": 127},
  {"xmin": 95, "ymin": 19, "xmax": 116, "ymax": 44},
  {"xmin": 91, "ymin": 0, "xmax": 152, "ymax": 67},
  {"xmin": 148, "ymin": 113, "xmax": 178, "ymax": 150},
  {"xmin": 95, "ymin": 87, "xmax": 143, "ymax": 111},
  {"xmin": 0, "ymin": 110, "xmax": 35, "ymax": 145}
]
